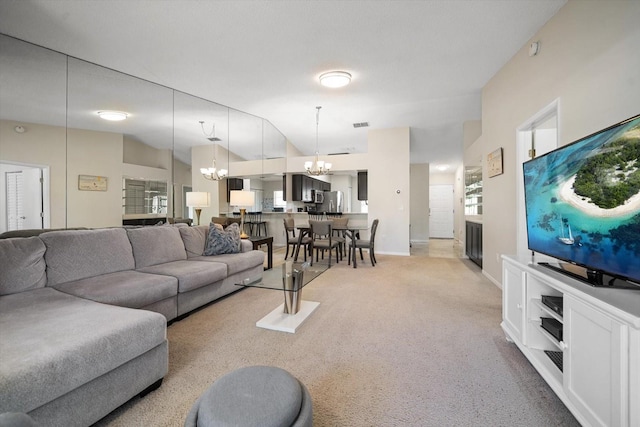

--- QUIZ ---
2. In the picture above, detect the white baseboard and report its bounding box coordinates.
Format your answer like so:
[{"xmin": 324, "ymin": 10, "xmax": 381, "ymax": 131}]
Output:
[
  {"xmin": 483, "ymin": 270, "xmax": 502, "ymax": 290},
  {"xmin": 377, "ymin": 251, "xmax": 411, "ymax": 256}
]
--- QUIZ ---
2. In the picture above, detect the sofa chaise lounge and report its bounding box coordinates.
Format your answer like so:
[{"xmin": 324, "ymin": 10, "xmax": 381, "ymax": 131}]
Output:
[{"xmin": 0, "ymin": 224, "xmax": 264, "ymax": 426}]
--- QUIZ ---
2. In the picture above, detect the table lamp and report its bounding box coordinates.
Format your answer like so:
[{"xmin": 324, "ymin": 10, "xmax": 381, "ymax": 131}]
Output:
[
  {"xmin": 229, "ymin": 190, "xmax": 255, "ymax": 239},
  {"xmin": 185, "ymin": 191, "xmax": 210, "ymax": 226}
]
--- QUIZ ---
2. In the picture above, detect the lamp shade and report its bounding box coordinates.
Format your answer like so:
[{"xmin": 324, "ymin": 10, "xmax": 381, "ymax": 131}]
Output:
[
  {"xmin": 186, "ymin": 191, "xmax": 210, "ymax": 208},
  {"xmin": 229, "ymin": 190, "xmax": 254, "ymax": 207}
]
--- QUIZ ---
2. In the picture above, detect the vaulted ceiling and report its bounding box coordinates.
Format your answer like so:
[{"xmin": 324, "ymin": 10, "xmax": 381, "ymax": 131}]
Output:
[{"xmin": 0, "ymin": 0, "xmax": 567, "ymax": 172}]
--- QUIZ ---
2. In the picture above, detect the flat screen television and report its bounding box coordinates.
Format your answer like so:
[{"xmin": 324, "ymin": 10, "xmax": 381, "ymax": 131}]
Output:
[{"xmin": 523, "ymin": 114, "xmax": 640, "ymax": 289}]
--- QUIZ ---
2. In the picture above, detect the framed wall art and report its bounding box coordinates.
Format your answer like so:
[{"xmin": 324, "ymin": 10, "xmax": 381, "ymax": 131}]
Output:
[
  {"xmin": 78, "ymin": 175, "xmax": 108, "ymax": 191},
  {"xmin": 487, "ymin": 148, "xmax": 503, "ymax": 178}
]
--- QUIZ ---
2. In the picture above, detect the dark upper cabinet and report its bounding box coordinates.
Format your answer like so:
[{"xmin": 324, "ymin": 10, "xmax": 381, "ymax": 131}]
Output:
[
  {"xmin": 226, "ymin": 178, "xmax": 243, "ymax": 202},
  {"xmin": 357, "ymin": 171, "xmax": 368, "ymax": 200},
  {"xmin": 292, "ymin": 174, "xmax": 304, "ymax": 201},
  {"xmin": 286, "ymin": 174, "xmax": 330, "ymax": 201}
]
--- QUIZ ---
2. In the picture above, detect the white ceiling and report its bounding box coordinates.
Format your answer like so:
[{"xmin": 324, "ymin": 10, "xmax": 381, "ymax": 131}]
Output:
[{"xmin": 0, "ymin": 0, "xmax": 566, "ymax": 172}]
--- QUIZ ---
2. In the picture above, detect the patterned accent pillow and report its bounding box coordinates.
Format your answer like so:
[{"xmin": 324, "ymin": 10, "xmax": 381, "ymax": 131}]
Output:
[{"xmin": 203, "ymin": 222, "xmax": 241, "ymax": 255}]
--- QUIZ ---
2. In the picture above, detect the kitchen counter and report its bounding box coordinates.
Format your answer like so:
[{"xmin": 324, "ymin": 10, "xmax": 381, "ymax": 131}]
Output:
[{"xmin": 222, "ymin": 212, "xmax": 369, "ymax": 246}]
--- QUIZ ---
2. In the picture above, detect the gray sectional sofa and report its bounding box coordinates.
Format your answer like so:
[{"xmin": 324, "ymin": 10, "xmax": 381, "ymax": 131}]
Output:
[{"xmin": 0, "ymin": 225, "xmax": 264, "ymax": 427}]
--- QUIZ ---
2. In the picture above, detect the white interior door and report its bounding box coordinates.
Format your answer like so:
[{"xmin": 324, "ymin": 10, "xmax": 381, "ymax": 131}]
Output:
[
  {"xmin": 429, "ymin": 184, "xmax": 454, "ymax": 239},
  {"xmin": 2, "ymin": 163, "xmax": 44, "ymax": 232}
]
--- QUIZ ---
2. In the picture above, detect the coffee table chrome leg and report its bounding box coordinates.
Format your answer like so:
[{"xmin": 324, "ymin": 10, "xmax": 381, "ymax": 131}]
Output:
[
  {"xmin": 283, "ymin": 267, "xmax": 303, "ymax": 314},
  {"xmin": 284, "ymin": 290, "xmax": 301, "ymax": 314}
]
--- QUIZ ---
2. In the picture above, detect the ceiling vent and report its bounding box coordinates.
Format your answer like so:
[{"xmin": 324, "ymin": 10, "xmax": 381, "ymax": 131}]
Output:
[{"xmin": 353, "ymin": 122, "xmax": 369, "ymax": 128}]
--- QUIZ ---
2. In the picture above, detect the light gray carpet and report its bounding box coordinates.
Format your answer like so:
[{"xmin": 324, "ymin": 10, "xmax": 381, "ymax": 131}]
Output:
[{"xmin": 94, "ymin": 253, "xmax": 579, "ymax": 426}]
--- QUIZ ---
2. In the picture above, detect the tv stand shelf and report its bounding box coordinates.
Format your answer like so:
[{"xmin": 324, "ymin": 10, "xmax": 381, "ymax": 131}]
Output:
[{"xmin": 502, "ymin": 255, "xmax": 640, "ymax": 427}]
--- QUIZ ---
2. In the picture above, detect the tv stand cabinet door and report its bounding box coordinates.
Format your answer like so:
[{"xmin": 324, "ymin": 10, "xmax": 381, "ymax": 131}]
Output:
[
  {"xmin": 502, "ymin": 260, "xmax": 526, "ymax": 344},
  {"xmin": 564, "ymin": 294, "xmax": 627, "ymax": 427}
]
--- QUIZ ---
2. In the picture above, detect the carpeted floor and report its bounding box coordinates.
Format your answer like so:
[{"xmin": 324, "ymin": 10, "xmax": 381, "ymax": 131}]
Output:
[{"xmin": 95, "ymin": 248, "xmax": 579, "ymax": 426}]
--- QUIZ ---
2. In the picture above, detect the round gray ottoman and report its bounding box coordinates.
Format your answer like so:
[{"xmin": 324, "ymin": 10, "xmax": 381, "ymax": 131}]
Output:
[{"xmin": 185, "ymin": 366, "xmax": 312, "ymax": 427}]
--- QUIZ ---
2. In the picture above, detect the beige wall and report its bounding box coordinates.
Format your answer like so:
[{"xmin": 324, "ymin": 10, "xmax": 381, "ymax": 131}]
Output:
[
  {"xmin": 410, "ymin": 164, "xmax": 429, "ymax": 242},
  {"xmin": 66, "ymin": 128, "xmax": 123, "ymax": 228},
  {"xmin": 1, "ymin": 120, "xmax": 67, "ymax": 228},
  {"xmin": 368, "ymin": 127, "xmax": 411, "ymax": 255},
  {"xmin": 478, "ymin": 0, "xmax": 640, "ymax": 284},
  {"xmin": 123, "ymin": 137, "xmax": 171, "ymax": 169}
]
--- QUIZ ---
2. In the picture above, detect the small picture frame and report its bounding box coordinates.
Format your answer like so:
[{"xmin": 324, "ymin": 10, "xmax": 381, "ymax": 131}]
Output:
[
  {"xmin": 487, "ymin": 148, "xmax": 504, "ymax": 178},
  {"xmin": 78, "ymin": 175, "xmax": 108, "ymax": 191}
]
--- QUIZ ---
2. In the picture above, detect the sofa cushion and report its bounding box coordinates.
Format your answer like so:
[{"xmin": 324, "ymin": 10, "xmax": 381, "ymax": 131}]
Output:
[
  {"xmin": 179, "ymin": 225, "xmax": 209, "ymax": 258},
  {"xmin": 203, "ymin": 223, "xmax": 241, "ymax": 256},
  {"xmin": 127, "ymin": 226, "xmax": 187, "ymax": 268},
  {"xmin": 192, "ymin": 251, "xmax": 265, "ymax": 275},
  {"xmin": 52, "ymin": 270, "xmax": 178, "ymax": 309},
  {"xmin": 137, "ymin": 260, "xmax": 227, "ymax": 293},
  {"xmin": 0, "ymin": 287, "xmax": 166, "ymax": 415},
  {"xmin": 0, "ymin": 237, "xmax": 47, "ymax": 296},
  {"xmin": 180, "ymin": 226, "xmax": 252, "ymax": 258},
  {"xmin": 40, "ymin": 228, "xmax": 135, "ymax": 287}
]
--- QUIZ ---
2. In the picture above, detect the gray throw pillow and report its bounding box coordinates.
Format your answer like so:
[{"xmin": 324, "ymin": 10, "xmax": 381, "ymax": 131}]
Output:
[{"xmin": 204, "ymin": 223, "xmax": 241, "ymax": 255}]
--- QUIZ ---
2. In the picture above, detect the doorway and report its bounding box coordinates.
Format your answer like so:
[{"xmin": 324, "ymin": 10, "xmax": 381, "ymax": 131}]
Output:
[
  {"xmin": 429, "ymin": 184, "xmax": 454, "ymax": 239},
  {"xmin": 516, "ymin": 100, "xmax": 559, "ymax": 257},
  {"xmin": 1, "ymin": 161, "xmax": 48, "ymax": 233}
]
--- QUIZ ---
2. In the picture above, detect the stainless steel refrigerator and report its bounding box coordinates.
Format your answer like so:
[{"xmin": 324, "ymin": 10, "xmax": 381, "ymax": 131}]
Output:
[{"xmin": 319, "ymin": 191, "xmax": 344, "ymax": 213}]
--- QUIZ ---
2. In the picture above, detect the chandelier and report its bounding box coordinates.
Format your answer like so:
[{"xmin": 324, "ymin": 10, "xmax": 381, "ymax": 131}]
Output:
[
  {"xmin": 199, "ymin": 121, "xmax": 228, "ymax": 181},
  {"xmin": 304, "ymin": 106, "xmax": 332, "ymax": 176}
]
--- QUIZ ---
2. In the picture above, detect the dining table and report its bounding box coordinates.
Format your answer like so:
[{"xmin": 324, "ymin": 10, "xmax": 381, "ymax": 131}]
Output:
[{"xmin": 293, "ymin": 222, "xmax": 369, "ymax": 268}]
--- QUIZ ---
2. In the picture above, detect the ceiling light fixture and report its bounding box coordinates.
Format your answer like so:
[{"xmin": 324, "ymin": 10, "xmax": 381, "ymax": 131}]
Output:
[
  {"xmin": 97, "ymin": 110, "xmax": 129, "ymax": 121},
  {"xmin": 199, "ymin": 121, "xmax": 228, "ymax": 181},
  {"xmin": 319, "ymin": 71, "xmax": 351, "ymax": 88},
  {"xmin": 304, "ymin": 106, "xmax": 332, "ymax": 176}
]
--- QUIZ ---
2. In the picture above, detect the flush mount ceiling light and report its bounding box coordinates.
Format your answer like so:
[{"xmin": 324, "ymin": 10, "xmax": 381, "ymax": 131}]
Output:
[
  {"xmin": 319, "ymin": 71, "xmax": 351, "ymax": 88},
  {"xmin": 97, "ymin": 110, "xmax": 129, "ymax": 121}
]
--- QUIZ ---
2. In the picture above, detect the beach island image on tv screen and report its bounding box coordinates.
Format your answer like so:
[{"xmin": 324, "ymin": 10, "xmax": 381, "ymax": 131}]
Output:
[{"xmin": 523, "ymin": 114, "xmax": 640, "ymax": 284}]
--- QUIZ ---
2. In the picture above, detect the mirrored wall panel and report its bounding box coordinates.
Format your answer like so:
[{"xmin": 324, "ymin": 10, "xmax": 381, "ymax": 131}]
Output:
[
  {"xmin": 0, "ymin": 35, "xmax": 67, "ymax": 232},
  {"xmin": 1, "ymin": 33, "xmax": 299, "ymax": 233},
  {"xmin": 67, "ymin": 57, "xmax": 174, "ymax": 228}
]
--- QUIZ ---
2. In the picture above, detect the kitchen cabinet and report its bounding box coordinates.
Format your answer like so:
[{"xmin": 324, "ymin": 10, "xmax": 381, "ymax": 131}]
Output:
[
  {"xmin": 286, "ymin": 174, "xmax": 330, "ymax": 202},
  {"xmin": 357, "ymin": 171, "xmax": 367, "ymax": 200},
  {"xmin": 465, "ymin": 221, "xmax": 482, "ymax": 267},
  {"xmin": 226, "ymin": 178, "xmax": 243, "ymax": 202}
]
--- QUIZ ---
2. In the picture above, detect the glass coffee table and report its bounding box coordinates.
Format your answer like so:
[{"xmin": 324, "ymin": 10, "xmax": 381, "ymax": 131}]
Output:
[{"xmin": 236, "ymin": 260, "xmax": 329, "ymax": 333}]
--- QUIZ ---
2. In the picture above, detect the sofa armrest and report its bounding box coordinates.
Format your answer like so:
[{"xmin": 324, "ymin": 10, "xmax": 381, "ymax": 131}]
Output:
[{"xmin": 240, "ymin": 240, "xmax": 253, "ymax": 252}]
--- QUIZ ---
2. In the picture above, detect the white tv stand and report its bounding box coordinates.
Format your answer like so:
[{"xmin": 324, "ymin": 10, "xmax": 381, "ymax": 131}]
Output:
[{"xmin": 501, "ymin": 255, "xmax": 640, "ymax": 427}]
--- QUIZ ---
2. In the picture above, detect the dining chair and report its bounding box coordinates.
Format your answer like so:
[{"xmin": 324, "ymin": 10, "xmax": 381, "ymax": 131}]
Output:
[
  {"xmin": 330, "ymin": 217, "xmax": 348, "ymax": 260},
  {"xmin": 283, "ymin": 218, "xmax": 311, "ymax": 261},
  {"xmin": 350, "ymin": 218, "xmax": 379, "ymax": 266},
  {"xmin": 251, "ymin": 211, "xmax": 267, "ymax": 236},
  {"xmin": 309, "ymin": 220, "xmax": 340, "ymax": 267}
]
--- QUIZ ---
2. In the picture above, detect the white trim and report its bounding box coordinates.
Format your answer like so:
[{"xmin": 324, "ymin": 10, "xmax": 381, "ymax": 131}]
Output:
[
  {"xmin": 515, "ymin": 98, "xmax": 560, "ymax": 259},
  {"xmin": 483, "ymin": 270, "xmax": 502, "ymax": 290},
  {"xmin": 376, "ymin": 251, "xmax": 410, "ymax": 256}
]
